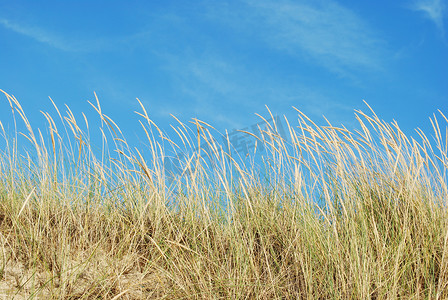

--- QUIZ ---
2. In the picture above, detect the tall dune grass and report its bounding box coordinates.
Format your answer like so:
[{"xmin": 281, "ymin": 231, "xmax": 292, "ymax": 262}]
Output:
[{"xmin": 0, "ymin": 89, "xmax": 447, "ymax": 299}]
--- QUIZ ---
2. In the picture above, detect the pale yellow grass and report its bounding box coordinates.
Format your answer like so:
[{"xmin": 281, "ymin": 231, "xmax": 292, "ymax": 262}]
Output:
[{"xmin": 0, "ymin": 89, "xmax": 447, "ymax": 299}]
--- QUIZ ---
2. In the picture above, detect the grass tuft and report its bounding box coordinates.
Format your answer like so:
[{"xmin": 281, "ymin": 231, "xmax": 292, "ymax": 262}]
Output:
[{"xmin": 0, "ymin": 90, "xmax": 447, "ymax": 299}]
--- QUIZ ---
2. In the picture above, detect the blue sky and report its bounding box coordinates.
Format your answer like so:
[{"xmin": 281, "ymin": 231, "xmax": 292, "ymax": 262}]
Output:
[{"xmin": 0, "ymin": 0, "xmax": 447, "ymax": 152}]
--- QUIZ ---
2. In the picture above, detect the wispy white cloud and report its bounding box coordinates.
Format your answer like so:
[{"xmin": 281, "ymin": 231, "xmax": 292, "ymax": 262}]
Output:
[
  {"xmin": 0, "ymin": 17, "xmax": 77, "ymax": 51},
  {"xmin": 0, "ymin": 17, "xmax": 124, "ymax": 52},
  {"xmin": 411, "ymin": 0, "xmax": 447, "ymax": 34},
  {"xmin": 0, "ymin": 18, "xmax": 71, "ymax": 51},
  {"xmin": 207, "ymin": 0, "xmax": 386, "ymax": 76}
]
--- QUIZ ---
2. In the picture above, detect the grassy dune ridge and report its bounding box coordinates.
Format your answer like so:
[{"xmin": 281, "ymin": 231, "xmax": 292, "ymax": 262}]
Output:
[{"xmin": 0, "ymin": 89, "xmax": 447, "ymax": 299}]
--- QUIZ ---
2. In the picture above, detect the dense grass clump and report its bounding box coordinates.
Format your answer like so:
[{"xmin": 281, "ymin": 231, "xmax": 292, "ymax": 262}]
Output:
[{"xmin": 0, "ymin": 89, "xmax": 447, "ymax": 299}]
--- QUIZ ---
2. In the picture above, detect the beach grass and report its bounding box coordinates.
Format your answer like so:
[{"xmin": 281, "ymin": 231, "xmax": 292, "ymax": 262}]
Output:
[{"xmin": 0, "ymin": 89, "xmax": 447, "ymax": 299}]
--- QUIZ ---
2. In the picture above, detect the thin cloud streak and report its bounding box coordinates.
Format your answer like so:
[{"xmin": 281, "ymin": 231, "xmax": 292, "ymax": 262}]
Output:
[
  {"xmin": 247, "ymin": 0, "xmax": 385, "ymax": 74},
  {"xmin": 0, "ymin": 17, "xmax": 124, "ymax": 52},
  {"xmin": 208, "ymin": 0, "xmax": 386, "ymax": 76},
  {"xmin": 0, "ymin": 18, "xmax": 77, "ymax": 51},
  {"xmin": 411, "ymin": 0, "xmax": 447, "ymax": 34}
]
